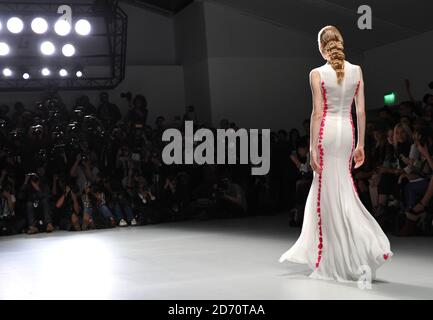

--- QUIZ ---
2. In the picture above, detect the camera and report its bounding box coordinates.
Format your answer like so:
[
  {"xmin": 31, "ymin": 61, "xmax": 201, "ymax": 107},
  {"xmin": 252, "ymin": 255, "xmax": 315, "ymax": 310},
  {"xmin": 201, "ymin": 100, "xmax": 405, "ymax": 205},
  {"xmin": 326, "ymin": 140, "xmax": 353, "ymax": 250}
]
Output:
[
  {"xmin": 131, "ymin": 152, "xmax": 141, "ymax": 162},
  {"xmin": 111, "ymin": 127, "xmax": 122, "ymax": 139},
  {"xmin": 26, "ymin": 173, "xmax": 40, "ymax": 183},
  {"xmin": 52, "ymin": 130, "xmax": 65, "ymax": 140},
  {"xmin": 31, "ymin": 125, "xmax": 43, "ymax": 136},
  {"xmin": 37, "ymin": 149, "xmax": 48, "ymax": 160},
  {"xmin": 9, "ymin": 129, "xmax": 23, "ymax": 140},
  {"xmin": 73, "ymin": 107, "xmax": 84, "ymax": 120},
  {"xmin": 0, "ymin": 119, "xmax": 7, "ymax": 129},
  {"xmin": 120, "ymin": 92, "xmax": 132, "ymax": 101},
  {"xmin": 67, "ymin": 122, "xmax": 80, "ymax": 135},
  {"xmin": 52, "ymin": 144, "xmax": 66, "ymax": 155}
]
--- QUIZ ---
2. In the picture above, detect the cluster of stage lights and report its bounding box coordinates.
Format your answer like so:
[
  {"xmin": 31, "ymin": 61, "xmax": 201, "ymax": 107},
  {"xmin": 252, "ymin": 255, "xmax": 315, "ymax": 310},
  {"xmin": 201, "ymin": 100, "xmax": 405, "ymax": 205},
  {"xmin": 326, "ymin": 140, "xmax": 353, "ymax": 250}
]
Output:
[
  {"xmin": 2, "ymin": 68, "xmax": 84, "ymax": 79},
  {"xmin": 0, "ymin": 16, "xmax": 91, "ymax": 79}
]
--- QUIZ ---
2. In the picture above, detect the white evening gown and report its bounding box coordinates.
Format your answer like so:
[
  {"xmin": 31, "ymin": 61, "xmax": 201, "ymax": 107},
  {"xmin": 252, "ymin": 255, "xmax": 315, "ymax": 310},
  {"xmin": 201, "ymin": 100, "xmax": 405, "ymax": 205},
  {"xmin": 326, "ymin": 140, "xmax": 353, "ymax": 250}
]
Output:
[{"xmin": 279, "ymin": 60, "xmax": 393, "ymax": 283}]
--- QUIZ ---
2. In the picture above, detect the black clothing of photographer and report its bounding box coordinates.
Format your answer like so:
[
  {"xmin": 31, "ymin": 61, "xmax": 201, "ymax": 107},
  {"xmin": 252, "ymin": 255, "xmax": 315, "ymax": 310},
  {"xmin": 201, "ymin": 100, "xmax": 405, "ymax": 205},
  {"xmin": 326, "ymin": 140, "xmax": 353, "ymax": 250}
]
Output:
[
  {"xmin": 215, "ymin": 176, "xmax": 247, "ymax": 218},
  {"xmin": 19, "ymin": 173, "xmax": 53, "ymax": 234}
]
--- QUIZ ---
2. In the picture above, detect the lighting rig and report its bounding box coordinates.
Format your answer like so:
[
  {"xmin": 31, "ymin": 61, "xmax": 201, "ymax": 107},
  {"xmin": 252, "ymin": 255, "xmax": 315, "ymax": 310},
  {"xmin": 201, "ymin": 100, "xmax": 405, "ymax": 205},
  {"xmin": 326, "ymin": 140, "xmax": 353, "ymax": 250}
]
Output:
[{"xmin": 0, "ymin": 0, "xmax": 127, "ymax": 91}]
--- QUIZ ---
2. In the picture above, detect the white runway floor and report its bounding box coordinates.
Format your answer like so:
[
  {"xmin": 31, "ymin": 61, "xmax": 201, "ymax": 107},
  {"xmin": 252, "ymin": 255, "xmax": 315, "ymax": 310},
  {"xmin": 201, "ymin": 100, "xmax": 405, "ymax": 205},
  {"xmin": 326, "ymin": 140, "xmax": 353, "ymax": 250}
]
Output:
[{"xmin": 1, "ymin": 213, "xmax": 432, "ymax": 300}]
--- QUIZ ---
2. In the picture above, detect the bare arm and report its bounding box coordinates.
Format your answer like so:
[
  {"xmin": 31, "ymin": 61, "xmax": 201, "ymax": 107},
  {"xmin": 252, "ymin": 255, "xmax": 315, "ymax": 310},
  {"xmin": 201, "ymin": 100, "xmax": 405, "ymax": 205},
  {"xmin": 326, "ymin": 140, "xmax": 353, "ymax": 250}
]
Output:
[
  {"xmin": 290, "ymin": 154, "xmax": 302, "ymax": 170},
  {"xmin": 71, "ymin": 191, "xmax": 81, "ymax": 214},
  {"xmin": 354, "ymin": 66, "xmax": 366, "ymax": 149},
  {"xmin": 70, "ymin": 155, "xmax": 81, "ymax": 177},
  {"xmin": 309, "ymin": 70, "xmax": 324, "ymax": 150},
  {"xmin": 309, "ymin": 69, "xmax": 324, "ymax": 173}
]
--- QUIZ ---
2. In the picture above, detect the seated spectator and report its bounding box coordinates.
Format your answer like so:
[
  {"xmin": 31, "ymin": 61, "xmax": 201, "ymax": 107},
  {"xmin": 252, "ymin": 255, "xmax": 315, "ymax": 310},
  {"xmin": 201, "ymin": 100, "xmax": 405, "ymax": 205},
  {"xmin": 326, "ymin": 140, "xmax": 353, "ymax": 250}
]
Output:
[
  {"xmin": 130, "ymin": 175, "xmax": 157, "ymax": 224},
  {"xmin": 289, "ymin": 140, "xmax": 313, "ymax": 226},
  {"xmin": 81, "ymin": 183, "xmax": 96, "ymax": 230},
  {"xmin": 104, "ymin": 177, "xmax": 137, "ymax": 227},
  {"xmin": 0, "ymin": 182, "xmax": 25, "ymax": 236},
  {"xmin": 398, "ymin": 126, "xmax": 433, "ymax": 235},
  {"xmin": 93, "ymin": 185, "xmax": 116, "ymax": 228}
]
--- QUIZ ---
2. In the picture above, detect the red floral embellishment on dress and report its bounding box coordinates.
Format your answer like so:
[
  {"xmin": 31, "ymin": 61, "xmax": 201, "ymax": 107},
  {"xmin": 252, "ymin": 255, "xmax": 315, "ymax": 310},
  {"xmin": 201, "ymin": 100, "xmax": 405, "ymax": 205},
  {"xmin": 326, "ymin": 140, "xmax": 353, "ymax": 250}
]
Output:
[
  {"xmin": 383, "ymin": 254, "xmax": 389, "ymax": 260},
  {"xmin": 314, "ymin": 81, "xmax": 328, "ymax": 270},
  {"xmin": 355, "ymin": 80, "xmax": 361, "ymax": 96}
]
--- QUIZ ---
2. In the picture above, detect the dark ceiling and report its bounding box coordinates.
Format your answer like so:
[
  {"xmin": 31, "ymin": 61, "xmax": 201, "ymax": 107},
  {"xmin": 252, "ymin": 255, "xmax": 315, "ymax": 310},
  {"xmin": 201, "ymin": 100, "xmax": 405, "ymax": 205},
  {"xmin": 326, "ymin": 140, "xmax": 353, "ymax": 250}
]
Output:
[
  {"xmin": 121, "ymin": 0, "xmax": 433, "ymax": 51},
  {"xmin": 121, "ymin": 0, "xmax": 194, "ymax": 14}
]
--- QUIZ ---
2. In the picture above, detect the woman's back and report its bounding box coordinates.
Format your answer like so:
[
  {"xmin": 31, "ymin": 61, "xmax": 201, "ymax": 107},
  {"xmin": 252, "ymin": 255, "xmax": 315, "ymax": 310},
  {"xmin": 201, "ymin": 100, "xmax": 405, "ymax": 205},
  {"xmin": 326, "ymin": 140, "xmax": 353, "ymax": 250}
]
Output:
[{"xmin": 316, "ymin": 60, "xmax": 361, "ymax": 120}]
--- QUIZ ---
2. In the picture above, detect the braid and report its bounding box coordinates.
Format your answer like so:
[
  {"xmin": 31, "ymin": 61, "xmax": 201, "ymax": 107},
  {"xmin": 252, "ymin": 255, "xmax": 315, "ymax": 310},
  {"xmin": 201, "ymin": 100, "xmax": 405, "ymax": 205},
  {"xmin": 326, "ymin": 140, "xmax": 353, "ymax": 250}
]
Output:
[{"xmin": 318, "ymin": 26, "xmax": 346, "ymax": 84}]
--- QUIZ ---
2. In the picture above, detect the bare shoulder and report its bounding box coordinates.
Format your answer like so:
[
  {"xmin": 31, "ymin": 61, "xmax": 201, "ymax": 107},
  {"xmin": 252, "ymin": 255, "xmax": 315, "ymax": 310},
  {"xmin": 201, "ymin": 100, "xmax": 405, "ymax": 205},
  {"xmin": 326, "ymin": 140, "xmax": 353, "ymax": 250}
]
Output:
[
  {"xmin": 352, "ymin": 63, "xmax": 364, "ymax": 79},
  {"xmin": 309, "ymin": 68, "xmax": 321, "ymax": 81},
  {"xmin": 352, "ymin": 63, "xmax": 362, "ymax": 73},
  {"xmin": 309, "ymin": 67, "xmax": 320, "ymax": 76}
]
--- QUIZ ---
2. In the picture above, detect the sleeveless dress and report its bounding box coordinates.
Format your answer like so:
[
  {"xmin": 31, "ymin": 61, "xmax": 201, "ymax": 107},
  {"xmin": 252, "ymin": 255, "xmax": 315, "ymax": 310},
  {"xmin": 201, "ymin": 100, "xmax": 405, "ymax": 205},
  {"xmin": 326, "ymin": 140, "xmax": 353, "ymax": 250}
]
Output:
[{"xmin": 279, "ymin": 60, "xmax": 393, "ymax": 283}]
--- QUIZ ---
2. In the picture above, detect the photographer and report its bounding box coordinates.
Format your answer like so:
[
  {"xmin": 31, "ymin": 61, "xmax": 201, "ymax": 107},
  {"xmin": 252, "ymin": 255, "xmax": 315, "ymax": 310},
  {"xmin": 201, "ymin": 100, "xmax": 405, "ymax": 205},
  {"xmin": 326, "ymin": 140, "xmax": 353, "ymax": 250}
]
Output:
[
  {"xmin": 214, "ymin": 174, "xmax": 247, "ymax": 219},
  {"xmin": 19, "ymin": 173, "xmax": 53, "ymax": 235},
  {"xmin": 52, "ymin": 175, "xmax": 81, "ymax": 231},
  {"xmin": 126, "ymin": 94, "xmax": 148, "ymax": 128},
  {"xmin": 97, "ymin": 92, "xmax": 121, "ymax": 128},
  {"xmin": 75, "ymin": 95, "xmax": 96, "ymax": 116},
  {"xmin": 70, "ymin": 153, "xmax": 100, "ymax": 194}
]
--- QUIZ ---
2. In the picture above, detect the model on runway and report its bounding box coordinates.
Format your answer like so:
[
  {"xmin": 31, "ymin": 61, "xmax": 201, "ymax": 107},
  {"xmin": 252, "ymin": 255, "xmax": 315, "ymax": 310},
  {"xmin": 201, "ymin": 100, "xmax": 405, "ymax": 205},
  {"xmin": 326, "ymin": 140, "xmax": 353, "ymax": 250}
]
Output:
[{"xmin": 279, "ymin": 26, "xmax": 393, "ymax": 283}]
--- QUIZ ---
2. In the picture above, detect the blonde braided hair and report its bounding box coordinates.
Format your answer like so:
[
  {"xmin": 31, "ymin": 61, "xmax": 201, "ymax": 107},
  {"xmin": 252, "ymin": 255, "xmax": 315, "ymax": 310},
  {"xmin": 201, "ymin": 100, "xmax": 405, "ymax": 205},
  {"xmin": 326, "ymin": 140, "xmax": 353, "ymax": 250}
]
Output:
[{"xmin": 318, "ymin": 26, "xmax": 345, "ymax": 84}]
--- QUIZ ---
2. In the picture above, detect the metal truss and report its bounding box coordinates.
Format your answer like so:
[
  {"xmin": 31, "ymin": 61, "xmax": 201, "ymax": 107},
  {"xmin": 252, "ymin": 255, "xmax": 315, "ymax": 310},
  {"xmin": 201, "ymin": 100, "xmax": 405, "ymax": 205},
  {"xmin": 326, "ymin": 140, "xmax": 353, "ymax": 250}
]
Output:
[{"xmin": 0, "ymin": 1, "xmax": 127, "ymax": 92}]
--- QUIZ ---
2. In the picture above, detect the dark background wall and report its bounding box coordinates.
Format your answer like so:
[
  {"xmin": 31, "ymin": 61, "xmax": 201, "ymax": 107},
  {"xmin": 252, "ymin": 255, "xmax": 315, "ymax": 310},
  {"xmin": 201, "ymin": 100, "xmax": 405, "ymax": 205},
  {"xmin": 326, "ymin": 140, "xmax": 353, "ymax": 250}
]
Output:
[{"xmin": 2, "ymin": 0, "xmax": 432, "ymax": 131}]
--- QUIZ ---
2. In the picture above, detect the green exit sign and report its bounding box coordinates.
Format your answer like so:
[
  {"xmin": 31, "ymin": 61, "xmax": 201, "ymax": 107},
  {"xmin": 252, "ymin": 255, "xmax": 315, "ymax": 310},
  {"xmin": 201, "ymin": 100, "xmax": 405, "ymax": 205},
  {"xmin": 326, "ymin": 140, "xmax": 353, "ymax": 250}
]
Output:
[{"xmin": 384, "ymin": 92, "xmax": 396, "ymax": 105}]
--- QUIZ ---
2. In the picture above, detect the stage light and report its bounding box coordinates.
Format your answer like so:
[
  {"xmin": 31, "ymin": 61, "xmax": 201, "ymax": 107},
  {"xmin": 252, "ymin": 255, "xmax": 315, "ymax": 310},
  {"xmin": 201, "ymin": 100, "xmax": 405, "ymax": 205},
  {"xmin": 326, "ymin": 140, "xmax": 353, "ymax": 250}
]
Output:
[
  {"xmin": 40, "ymin": 41, "xmax": 56, "ymax": 55},
  {"xmin": 3, "ymin": 68, "xmax": 12, "ymax": 77},
  {"xmin": 7, "ymin": 17, "xmax": 24, "ymax": 34},
  {"xmin": 0, "ymin": 42, "xmax": 10, "ymax": 56},
  {"xmin": 62, "ymin": 44, "xmax": 75, "ymax": 57},
  {"xmin": 31, "ymin": 17, "xmax": 48, "ymax": 34},
  {"xmin": 59, "ymin": 69, "xmax": 68, "ymax": 77},
  {"xmin": 75, "ymin": 19, "xmax": 91, "ymax": 36},
  {"xmin": 23, "ymin": 73, "xmax": 30, "ymax": 80},
  {"xmin": 76, "ymin": 70, "xmax": 83, "ymax": 78},
  {"xmin": 54, "ymin": 19, "xmax": 71, "ymax": 36},
  {"xmin": 41, "ymin": 68, "xmax": 51, "ymax": 76}
]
